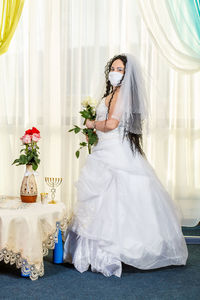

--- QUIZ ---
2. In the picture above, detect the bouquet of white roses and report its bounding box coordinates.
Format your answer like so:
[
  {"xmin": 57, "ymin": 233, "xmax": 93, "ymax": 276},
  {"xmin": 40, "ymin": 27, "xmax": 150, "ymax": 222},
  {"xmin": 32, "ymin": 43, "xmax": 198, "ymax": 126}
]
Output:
[{"xmin": 69, "ymin": 97, "xmax": 98, "ymax": 157}]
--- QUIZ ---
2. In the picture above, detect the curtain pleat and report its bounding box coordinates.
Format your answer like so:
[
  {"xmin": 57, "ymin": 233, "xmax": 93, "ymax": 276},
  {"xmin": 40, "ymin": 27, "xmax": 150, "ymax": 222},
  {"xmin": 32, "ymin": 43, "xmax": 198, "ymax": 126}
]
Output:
[
  {"xmin": 166, "ymin": 0, "xmax": 200, "ymax": 58},
  {"xmin": 0, "ymin": 0, "xmax": 25, "ymax": 55}
]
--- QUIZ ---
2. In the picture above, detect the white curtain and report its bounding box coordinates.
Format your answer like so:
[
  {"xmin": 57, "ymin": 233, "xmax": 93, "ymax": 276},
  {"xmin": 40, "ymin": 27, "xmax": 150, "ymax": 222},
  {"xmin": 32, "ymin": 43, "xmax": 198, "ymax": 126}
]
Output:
[
  {"xmin": 137, "ymin": 0, "xmax": 200, "ymax": 226},
  {"xmin": 0, "ymin": 0, "xmax": 199, "ymax": 226}
]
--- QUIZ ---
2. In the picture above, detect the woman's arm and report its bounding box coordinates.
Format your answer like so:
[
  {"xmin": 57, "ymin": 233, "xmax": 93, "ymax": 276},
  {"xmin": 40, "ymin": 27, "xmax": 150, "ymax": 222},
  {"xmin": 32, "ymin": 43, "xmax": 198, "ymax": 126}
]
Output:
[
  {"xmin": 86, "ymin": 118, "xmax": 119, "ymax": 132},
  {"xmin": 86, "ymin": 92, "xmax": 120, "ymax": 132}
]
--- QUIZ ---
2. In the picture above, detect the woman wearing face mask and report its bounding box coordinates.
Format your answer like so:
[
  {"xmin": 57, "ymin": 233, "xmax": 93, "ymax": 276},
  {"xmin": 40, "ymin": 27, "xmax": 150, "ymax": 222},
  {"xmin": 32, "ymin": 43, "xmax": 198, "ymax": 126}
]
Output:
[{"xmin": 63, "ymin": 54, "xmax": 188, "ymax": 277}]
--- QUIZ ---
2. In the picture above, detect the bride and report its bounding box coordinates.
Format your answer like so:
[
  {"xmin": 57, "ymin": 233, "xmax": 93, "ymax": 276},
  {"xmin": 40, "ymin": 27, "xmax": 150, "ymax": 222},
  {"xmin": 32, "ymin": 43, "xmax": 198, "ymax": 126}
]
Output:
[{"xmin": 63, "ymin": 53, "xmax": 188, "ymax": 277}]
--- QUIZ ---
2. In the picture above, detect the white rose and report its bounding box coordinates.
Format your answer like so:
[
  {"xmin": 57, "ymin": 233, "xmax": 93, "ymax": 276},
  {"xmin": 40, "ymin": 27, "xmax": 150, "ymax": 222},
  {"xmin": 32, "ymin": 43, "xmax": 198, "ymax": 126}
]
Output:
[
  {"xmin": 81, "ymin": 96, "xmax": 90, "ymax": 107},
  {"xmin": 89, "ymin": 98, "xmax": 97, "ymax": 108},
  {"xmin": 81, "ymin": 96, "xmax": 97, "ymax": 108}
]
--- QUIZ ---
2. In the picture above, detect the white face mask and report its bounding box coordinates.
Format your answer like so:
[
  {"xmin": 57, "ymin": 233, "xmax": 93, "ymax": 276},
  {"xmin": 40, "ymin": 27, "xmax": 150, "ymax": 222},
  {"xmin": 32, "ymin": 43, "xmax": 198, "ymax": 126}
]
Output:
[{"xmin": 108, "ymin": 71, "xmax": 123, "ymax": 86}]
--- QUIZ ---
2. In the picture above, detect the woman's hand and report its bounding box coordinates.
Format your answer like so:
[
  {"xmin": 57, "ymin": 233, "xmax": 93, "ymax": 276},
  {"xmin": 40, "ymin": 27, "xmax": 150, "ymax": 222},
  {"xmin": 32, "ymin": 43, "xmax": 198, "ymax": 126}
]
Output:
[
  {"xmin": 86, "ymin": 119, "xmax": 94, "ymax": 129},
  {"xmin": 85, "ymin": 135, "xmax": 89, "ymax": 142}
]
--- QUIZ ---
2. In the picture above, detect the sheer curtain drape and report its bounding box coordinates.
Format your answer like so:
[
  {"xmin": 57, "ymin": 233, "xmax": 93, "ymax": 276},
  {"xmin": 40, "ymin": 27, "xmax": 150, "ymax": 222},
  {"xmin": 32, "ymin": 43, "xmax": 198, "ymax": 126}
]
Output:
[
  {"xmin": 137, "ymin": 0, "xmax": 200, "ymax": 226},
  {"xmin": 137, "ymin": 0, "xmax": 200, "ymax": 72},
  {"xmin": 0, "ymin": 0, "xmax": 199, "ymax": 225},
  {"xmin": 0, "ymin": 0, "xmax": 25, "ymax": 55}
]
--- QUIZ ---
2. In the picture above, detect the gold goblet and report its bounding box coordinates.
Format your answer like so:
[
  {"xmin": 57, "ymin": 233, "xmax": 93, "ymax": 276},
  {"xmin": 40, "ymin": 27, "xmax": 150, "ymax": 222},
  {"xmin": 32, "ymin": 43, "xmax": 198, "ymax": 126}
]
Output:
[{"xmin": 45, "ymin": 177, "xmax": 62, "ymax": 204}]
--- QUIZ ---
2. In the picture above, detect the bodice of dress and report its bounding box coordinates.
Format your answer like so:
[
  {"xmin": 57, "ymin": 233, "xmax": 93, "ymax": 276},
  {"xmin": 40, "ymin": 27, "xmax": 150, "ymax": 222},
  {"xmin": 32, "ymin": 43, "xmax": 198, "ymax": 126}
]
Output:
[
  {"xmin": 95, "ymin": 98, "xmax": 123, "ymax": 141},
  {"xmin": 95, "ymin": 98, "xmax": 109, "ymax": 121}
]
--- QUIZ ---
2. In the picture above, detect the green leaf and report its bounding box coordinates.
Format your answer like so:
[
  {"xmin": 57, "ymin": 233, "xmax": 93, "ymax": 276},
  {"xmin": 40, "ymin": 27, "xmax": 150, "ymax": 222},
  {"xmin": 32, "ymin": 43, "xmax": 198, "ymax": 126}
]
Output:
[
  {"xmin": 68, "ymin": 125, "xmax": 81, "ymax": 133},
  {"xmin": 19, "ymin": 154, "xmax": 28, "ymax": 165},
  {"xmin": 82, "ymin": 128, "xmax": 88, "ymax": 135},
  {"xmin": 74, "ymin": 127, "xmax": 81, "ymax": 134},
  {"xmin": 80, "ymin": 142, "xmax": 87, "ymax": 147},
  {"xmin": 75, "ymin": 150, "xmax": 80, "ymax": 158},
  {"xmin": 87, "ymin": 131, "xmax": 98, "ymax": 145},
  {"xmin": 27, "ymin": 154, "xmax": 34, "ymax": 163},
  {"xmin": 32, "ymin": 163, "xmax": 38, "ymax": 171},
  {"xmin": 80, "ymin": 111, "xmax": 91, "ymax": 119},
  {"xmin": 12, "ymin": 159, "xmax": 19, "ymax": 165},
  {"xmin": 35, "ymin": 157, "xmax": 40, "ymax": 164}
]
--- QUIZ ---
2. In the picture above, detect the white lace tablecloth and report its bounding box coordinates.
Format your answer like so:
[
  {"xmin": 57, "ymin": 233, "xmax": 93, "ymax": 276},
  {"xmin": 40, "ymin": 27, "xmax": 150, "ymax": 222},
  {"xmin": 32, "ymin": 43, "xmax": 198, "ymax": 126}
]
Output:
[{"xmin": 0, "ymin": 199, "xmax": 68, "ymax": 280}]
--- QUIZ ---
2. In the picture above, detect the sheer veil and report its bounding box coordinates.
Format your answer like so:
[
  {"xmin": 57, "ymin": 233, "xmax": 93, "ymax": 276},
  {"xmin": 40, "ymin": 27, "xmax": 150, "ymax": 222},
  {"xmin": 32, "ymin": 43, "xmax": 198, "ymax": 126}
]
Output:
[{"xmin": 111, "ymin": 53, "xmax": 150, "ymax": 136}]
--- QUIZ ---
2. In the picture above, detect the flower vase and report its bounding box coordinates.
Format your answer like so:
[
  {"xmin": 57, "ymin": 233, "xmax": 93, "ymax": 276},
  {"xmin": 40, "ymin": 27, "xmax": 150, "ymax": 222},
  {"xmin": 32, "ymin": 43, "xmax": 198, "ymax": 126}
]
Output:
[{"xmin": 20, "ymin": 165, "xmax": 38, "ymax": 203}]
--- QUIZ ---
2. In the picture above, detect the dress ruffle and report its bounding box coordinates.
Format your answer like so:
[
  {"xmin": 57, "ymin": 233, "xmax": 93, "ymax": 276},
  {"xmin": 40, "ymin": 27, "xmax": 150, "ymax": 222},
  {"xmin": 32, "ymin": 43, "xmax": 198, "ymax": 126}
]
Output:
[
  {"xmin": 63, "ymin": 150, "xmax": 188, "ymax": 276},
  {"xmin": 64, "ymin": 231, "xmax": 122, "ymax": 277}
]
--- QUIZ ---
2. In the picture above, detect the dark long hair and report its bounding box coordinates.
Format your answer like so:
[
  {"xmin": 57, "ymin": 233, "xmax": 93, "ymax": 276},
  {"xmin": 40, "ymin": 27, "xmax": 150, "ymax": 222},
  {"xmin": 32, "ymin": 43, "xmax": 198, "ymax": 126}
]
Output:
[{"xmin": 103, "ymin": 54, "xmax": 145, "ymax": 157}]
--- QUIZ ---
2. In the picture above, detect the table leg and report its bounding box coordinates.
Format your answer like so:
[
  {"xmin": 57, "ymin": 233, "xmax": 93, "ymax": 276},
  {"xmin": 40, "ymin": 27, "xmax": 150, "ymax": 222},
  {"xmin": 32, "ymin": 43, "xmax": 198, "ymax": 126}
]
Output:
[{"xmin": 53, "ymin": 228, "xmax": 63, "ymax": 263}]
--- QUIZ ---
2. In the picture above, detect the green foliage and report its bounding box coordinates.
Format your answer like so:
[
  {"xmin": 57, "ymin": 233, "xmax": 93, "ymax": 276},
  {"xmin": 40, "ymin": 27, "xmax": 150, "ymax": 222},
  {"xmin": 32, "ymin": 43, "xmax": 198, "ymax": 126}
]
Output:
[
  {"xmin": 12, "ymin": 142, "xmax": 40, "ymax": 170},
  {"xmin": 79, "ymin": 105, "xmax": 96, "ymax": 121},
  {"xmin": 80, "ymin": 142, "xmax": 87, "ymax": 147},
  {"xmin": 68, "ymin": 125, "xmax": 81, "ymax": 134},
  {"xmin": 79, "ymin": 110, "xmax": 91, "ymax": 119},
  {"xmin": 68, "ymin": 103, "xmax": 99, "ymax": 158}
]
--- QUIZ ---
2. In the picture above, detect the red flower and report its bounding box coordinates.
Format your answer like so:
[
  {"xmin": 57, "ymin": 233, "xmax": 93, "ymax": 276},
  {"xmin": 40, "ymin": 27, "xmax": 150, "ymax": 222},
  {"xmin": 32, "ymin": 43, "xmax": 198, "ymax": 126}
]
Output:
[
  {"xmin": 25, "ymin": 127, "xmax": 40, "ymax": 136},
  {"xmin": 25, "ymin": 129, "xmax": 32, "ymax": 135},
  {"xmin": 32, "ymin": 127, "xmax": 40, "ymax": 134}
]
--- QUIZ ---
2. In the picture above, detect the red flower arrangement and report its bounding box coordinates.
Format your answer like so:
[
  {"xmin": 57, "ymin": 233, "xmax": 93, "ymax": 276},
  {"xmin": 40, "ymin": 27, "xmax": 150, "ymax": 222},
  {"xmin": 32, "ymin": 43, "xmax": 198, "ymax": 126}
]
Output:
[{"xmin": 12, "ymin": 127, "xmax": 41, "ymax": 170}]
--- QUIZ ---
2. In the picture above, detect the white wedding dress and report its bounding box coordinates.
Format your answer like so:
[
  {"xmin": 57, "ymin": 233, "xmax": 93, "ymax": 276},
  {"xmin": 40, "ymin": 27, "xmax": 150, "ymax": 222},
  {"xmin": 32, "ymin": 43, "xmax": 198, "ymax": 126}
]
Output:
[{"xmin": 63, "ymin": 98, "xmax": 188, "ymax": 277}]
